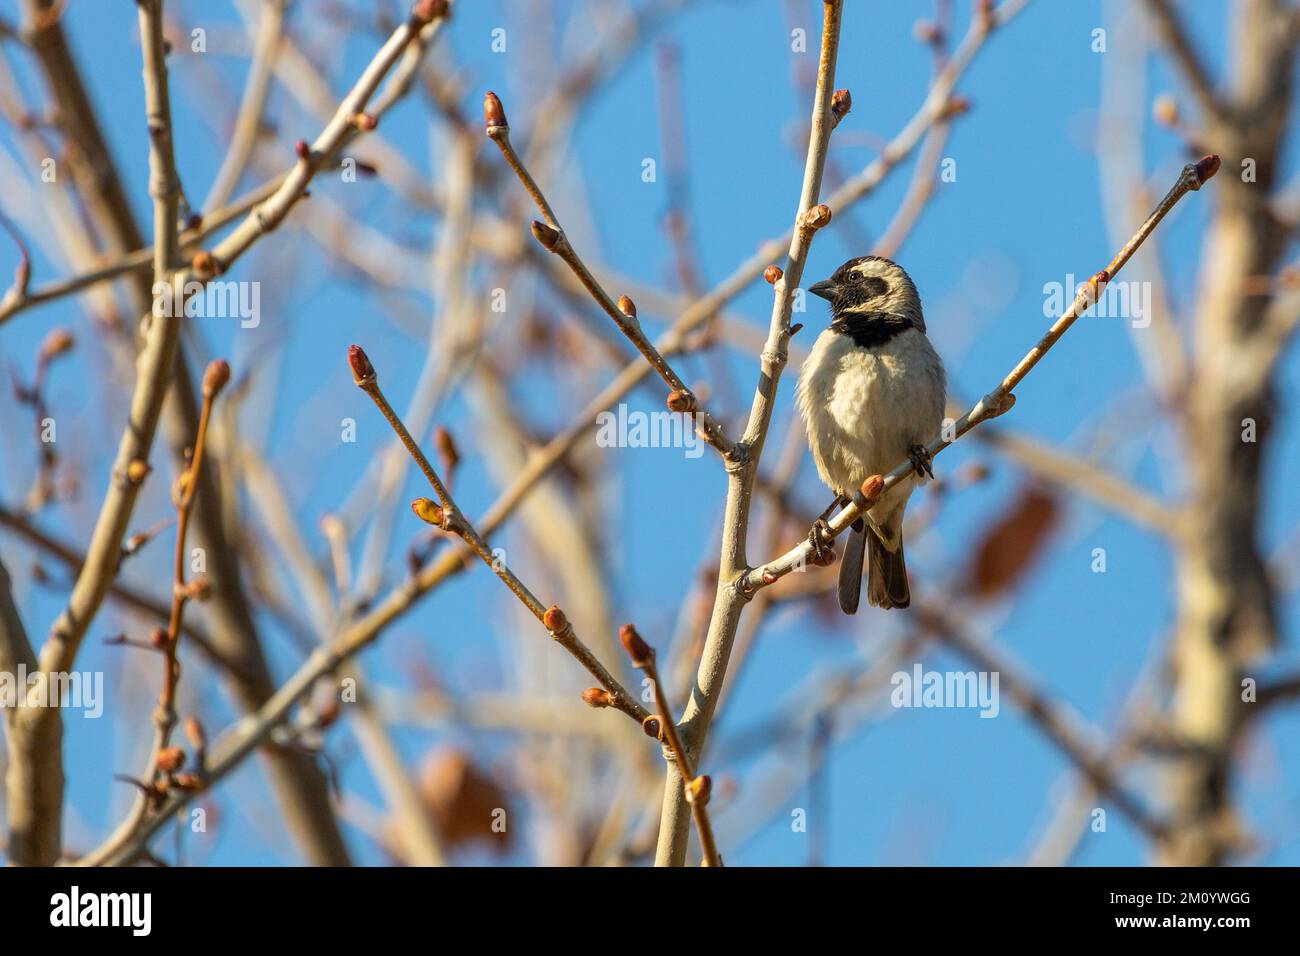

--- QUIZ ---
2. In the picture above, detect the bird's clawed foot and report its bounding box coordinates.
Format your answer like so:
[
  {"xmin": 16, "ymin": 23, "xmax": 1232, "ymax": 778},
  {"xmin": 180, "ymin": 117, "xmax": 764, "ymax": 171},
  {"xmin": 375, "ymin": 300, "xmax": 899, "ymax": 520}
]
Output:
[
  {"xmin": 807, "ymin": 518, "xmax": 836, "ymax": 567},
  {"xmin": 908, "ymin": 443, "xmax": 934, "ymax": 480}
]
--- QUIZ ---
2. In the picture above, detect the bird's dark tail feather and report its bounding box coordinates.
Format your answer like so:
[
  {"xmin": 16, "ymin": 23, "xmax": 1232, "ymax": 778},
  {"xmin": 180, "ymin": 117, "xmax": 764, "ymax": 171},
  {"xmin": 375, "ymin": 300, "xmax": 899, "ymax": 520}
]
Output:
[
  {"xmin": 867, "ymin": 531, "xmax": 910, "ymax": 609},
  {"xmin": 837, "ymin": 524, "xmax": 867, "ymax": 614}
]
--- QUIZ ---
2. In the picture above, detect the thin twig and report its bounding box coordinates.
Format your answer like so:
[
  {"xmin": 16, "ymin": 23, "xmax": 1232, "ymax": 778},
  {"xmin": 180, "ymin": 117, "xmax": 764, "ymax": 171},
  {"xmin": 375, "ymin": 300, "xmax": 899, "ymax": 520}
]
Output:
[
  {"xmin": 348, "ymin": 345, "xmax": 651, "ymax": 727},
  {"xmin": 0, "ymin": 504, "xmax": 224, "ymax": 662},
  {"xmin": 484, "ymin": 92, "xmax": 738, "ymax": 459},
  {"xmin": 78, "ymin": 360, "xmax": 231, "ymax": 867},
  {"xmin": 202, "ymin": 0, "xmax": 288, "ymax": 213}
]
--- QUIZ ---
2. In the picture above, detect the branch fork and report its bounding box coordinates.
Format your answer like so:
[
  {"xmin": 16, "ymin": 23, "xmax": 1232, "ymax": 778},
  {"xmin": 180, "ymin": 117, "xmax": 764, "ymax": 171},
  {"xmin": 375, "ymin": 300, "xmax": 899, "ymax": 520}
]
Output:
[{"xmin": 620, "ymin": 623, "xmax": 722, "ymax": 867}]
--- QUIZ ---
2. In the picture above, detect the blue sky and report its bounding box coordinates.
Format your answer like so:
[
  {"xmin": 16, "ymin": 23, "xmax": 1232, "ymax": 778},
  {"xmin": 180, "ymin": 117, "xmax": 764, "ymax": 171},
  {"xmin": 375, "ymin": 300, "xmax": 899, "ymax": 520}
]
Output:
[{"xmin": 1, "ymin": 0, "xmax": 1298, "ymax": 865}]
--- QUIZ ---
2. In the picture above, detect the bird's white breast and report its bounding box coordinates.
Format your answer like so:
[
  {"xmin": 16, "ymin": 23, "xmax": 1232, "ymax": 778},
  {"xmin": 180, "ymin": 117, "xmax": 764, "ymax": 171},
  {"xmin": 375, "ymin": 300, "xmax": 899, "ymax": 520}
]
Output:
[{"xmin": 795, "ymin": 326, "xmax": 945, "ymax": 498}]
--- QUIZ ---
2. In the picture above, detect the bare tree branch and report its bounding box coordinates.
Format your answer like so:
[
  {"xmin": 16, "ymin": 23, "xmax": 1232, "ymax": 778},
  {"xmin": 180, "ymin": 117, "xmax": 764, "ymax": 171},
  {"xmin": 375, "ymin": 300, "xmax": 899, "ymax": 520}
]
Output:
[
  {"xmin": 348, "ymin": 346, "xmax": 652, "ymax": 728},
  {"xmin": 485, "ymin": 92, "xmax": 737, "ymax": 459},
  {"xmin": 0, "ymin": 176, "xmax": 280, "ymax": 327},
  {"xmin": 0, "ymin": 504, "xmax": 227, "ymax": 668},
  {"xmin": 0, "ymin": 555, "xmax": 61, "ymax": 864},
  {"xmin": 1159, "ymin": 0, "xmax": 1299, "ymax": 866},
  {"xmin": 655, "ymin": 0, "xmax": 844, "ymax": 867},
  {"xmin": 970, "ymin": 422, "xmax": 1182, "ymax": 537},
  {"xmin": 202, "ymin": 0, "xmax": 288, "ymax": 214}
]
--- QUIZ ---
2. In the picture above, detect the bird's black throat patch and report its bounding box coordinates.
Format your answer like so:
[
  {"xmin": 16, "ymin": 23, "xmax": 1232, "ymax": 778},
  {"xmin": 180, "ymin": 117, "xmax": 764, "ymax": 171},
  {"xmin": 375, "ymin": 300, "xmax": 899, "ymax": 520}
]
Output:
[{"xmin": 830, "ymin": 310, "xmax": 913, "ymax": 349}]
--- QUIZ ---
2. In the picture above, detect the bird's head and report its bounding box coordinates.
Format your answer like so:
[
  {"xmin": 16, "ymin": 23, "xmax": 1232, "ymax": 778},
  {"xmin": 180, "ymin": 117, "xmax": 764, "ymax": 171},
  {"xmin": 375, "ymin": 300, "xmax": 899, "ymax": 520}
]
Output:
[{"xmin": 807, "ymin": 256, "xmax": 923, "ymax": 328}]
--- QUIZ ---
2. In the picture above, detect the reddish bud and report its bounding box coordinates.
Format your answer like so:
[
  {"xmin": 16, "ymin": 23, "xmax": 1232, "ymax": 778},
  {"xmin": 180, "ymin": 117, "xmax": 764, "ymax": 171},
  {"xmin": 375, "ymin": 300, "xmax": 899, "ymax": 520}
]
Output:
[
  {"xmin": 173, "ymin": 470, "xmax": 193, "ymax": 504},
  {"xmin": 412, "ymin": 0, "xmax": 449, "ymax": 24},
  {"xmin": 764, "ymin": 265, "xmax": 783, "ymax": 285},
  {"xmin": 38, "ymin": 328, "xmax": 75, "ymax": 363},
  {"xmin": 581, "ymin": 687, "xmax": 613, "ymax": 709},
  {"xmin": 186, "ymin": 578, "xmax": 212, "ymax": 602},
  {"xmin": 171, "ymin": 772, "xmax": 205, "ymax": 792},
  {"xmin": 149, "ymin": 626, "xmax": 170, "ymax": 649},
  {"xmin": 942, "ymin": 95, "xmax": 972, "ymax": 119},
  {"xmin": 434, "ymin": 426, "xmax": 460, "ymax": 473},
  {"xmin": 831, "ymin": 88, "xmax": 852, "ymax": 123},
  {"xmin": 860, "ymin": 474, "xmax": 885, "ymax": 503},
  {"xmin": 184, "ymin": 715, "xmax": 207, "ymax": 752},
  {"xmin": 484, "ymin": 91, "xmax": 508, "ymax": 133},
  {"xmin": 986, "ymin": 391, "xmax": 1017, "ymax": 418},
  {"xmin": 1195, "ymin": 153, "xmax": 1221, "ymax": 185},
  {"xmin": 184, "ymin": 213, "xmax": 203, "ymax": 232},
  {"xmin": 531, "ymin": 220, "xmax": 562, "ymax": 252},
  {"xmin": 156, "ymin": 747, "xmax": 186, "ymax": 773},
  {"xmin": 641, "ymin": 715, "xmax": 662, "ymax": 739},
  {"xmin": 202, "ymin": 358, "xmax": 230, "ymax": 399},
  {"xmin": 913, "ymin": 20, "xmax": 942, "ymax": 45},
  {"xmin": 1152, "ymin": 94, "xmax": 1179, "ymax": 127},
  {"xmin": 348, "ymin": 344, "xmax": 376, "ymax": 386},
  {"xmin": 543, "ymin": 605, "xmax": 569, "ymax": 633},
  {"xmin": 316, "ymin": 697, "xmax": 341, "ymax": 728},
  {"xmin": 294, "ymin": 140, "xmax": 312, "ymax": 161},
  {"xmin": 687, "ymin": 774, "xmax": 712, "ymax": 805},
  {"xmin": 666, "ymin": 389, "xmax": 695, "ymax": 413},
  {"xmin": 353, "ymin": 112, "xmax": 378, "ymax": 131},
  {"xmin": 619, "ymin": 623, "xmax": 653, "ymax": 668},
  {"xmin": 191, "ymin": 250, "xmax": 221, "ymax": 275},
  {"xmin": 126, "ymin": 459, "xmax": 151, "ymax": 485},
  {"xmin": 617, "ymin": 294, "xmax": 637, "ymax": 319},
  {"xmin": 411, "ymin": 497, "xmax": 445, "ymax": 528},
  {"xmin": 803, "ymin": 204, "xmax": 832, "ymax": 230}
]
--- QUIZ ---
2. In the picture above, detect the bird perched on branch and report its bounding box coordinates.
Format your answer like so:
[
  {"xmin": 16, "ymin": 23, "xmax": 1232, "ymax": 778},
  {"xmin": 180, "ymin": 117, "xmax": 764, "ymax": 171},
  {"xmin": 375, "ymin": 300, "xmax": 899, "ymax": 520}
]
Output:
[{"xmin": 795, "ymin": 256, "xmax": 946, "ymax": 612}]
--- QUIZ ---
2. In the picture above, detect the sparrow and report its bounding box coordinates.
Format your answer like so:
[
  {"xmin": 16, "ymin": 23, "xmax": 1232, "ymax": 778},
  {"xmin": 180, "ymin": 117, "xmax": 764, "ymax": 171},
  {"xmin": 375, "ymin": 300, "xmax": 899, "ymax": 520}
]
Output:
[{"xmin": 795, "ymin": 255, "xmax": 946, "ymax": 612}]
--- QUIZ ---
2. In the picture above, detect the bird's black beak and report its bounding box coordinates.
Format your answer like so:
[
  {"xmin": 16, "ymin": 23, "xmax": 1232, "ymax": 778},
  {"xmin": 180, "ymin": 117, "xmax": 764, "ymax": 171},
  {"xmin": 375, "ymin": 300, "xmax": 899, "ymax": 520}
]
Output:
[{"xmin": 807, "ymin": 279, "xmax": 836, "ymax": 301}]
